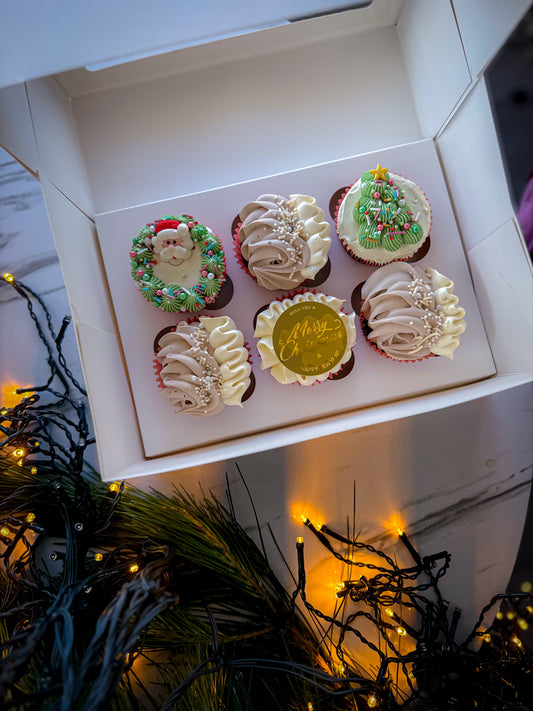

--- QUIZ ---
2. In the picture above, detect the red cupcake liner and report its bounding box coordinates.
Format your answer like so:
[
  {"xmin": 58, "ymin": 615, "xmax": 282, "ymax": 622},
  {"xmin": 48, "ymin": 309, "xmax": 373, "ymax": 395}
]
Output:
[
  {"xmin": 333, "ymin": 175, "xmax": 433, "ymax": 267},
  {"xmin": 233, "ymin": 224, "xmax": 257, "ymax": 283},
  {"xmin": 359, "ymin": 308, "xmax": 435, "ymax": 363}
]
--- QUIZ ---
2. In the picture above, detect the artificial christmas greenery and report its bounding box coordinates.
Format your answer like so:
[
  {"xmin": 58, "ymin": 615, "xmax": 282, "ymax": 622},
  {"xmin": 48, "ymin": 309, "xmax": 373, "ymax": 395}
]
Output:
[{"xmin": 1, "ymin": 274, "xmax": 532, "ymax": 710}]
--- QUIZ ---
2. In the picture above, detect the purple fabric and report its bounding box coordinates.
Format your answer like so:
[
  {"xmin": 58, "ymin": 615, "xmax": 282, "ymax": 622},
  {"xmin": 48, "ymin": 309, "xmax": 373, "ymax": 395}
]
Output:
[{"xmin": 517, "ymin": 175, "xmax": 533, "ymax": 255}]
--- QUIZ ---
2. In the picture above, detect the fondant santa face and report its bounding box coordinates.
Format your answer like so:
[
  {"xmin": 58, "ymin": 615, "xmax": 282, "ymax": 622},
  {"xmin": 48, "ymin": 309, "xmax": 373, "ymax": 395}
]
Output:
[
  {"xmin": 149, "ymin": 218, "xmax": 203, "ymax": 288},
  {"xmin": 152, "ymin": 222, "xmax": 195, "ymax": 266}
]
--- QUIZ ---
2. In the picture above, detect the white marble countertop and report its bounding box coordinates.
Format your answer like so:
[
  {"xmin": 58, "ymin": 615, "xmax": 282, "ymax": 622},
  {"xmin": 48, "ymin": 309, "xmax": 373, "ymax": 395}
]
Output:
[{"xmin": 1, "ymin": 148, "xmax": 532, "ymax": 642}]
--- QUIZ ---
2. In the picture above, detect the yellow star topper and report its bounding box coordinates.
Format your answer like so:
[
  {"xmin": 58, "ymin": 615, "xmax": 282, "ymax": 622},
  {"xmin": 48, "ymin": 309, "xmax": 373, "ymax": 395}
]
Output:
[{"xmin": 370, "ymin": 164, "xmax": 389, "ymax": 181}]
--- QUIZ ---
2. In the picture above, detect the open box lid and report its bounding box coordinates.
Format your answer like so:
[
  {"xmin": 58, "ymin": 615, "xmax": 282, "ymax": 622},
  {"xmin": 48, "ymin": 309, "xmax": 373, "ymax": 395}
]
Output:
[{"xmin": 0, "ymin": 0, "xmax": 376, "ymax": 89}]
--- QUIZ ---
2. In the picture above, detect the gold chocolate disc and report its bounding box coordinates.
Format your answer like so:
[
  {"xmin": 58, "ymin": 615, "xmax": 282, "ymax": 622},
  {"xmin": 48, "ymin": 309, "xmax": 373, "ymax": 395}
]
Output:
[{"xmin": 272, "ymin": 301, "xmax": 348, "ymax": 377}]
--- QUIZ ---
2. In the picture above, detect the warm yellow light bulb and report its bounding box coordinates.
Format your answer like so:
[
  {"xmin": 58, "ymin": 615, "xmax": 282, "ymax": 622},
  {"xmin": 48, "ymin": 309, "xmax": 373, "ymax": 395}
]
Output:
[
  {"xmin": 396, "ymin": 626, "xmax": 407, "ymax": 636},
  {"xmin": 520, "ymin": 580, "xmax": 532, "ymax": 593},
  {"xmin": 483, "ymin": 633, "xmax": 491, "ymax": 643},
  {"xmin": 0, "ymin": 408, "xmax": 7, "ymax": 416},
  {"xmin": 496, "ymin": 611, "xmax": 503, "ymax": 620},
  {"xmin": 396, "ymin": 527, "xmax": 404, "ymax": 536},
  {"xmin": 25, "ymin": 513, "xmax": 35, "ymax": 523},
  {"xmin": 335, "ymin": 582, "xmax": 346, "ymax": 597},
  {"xmin": 408, "ymin": 671, "xmax": 414, "ymax": 679},
  {"xmin": 31, "ymin": 467, "xmax": 37, "ymax": 474},
  {"xmin": 129, "ymin": 563, "xmax": 139, "ymax": 573},
  {"xmin": 17, "ymin": 459, "xmax": 24, "ymax": 467},
  {"xmin": 296, "ymin": 537, "xmax": 304, "ymax": 544},
  {"xmin": 13, "ymin": 448, "xmax": 25, "ymax": 458},
  {"xmin": 316, "ymin": 522, "xmax": 323, "ymax": 530},
  {"xmin": 367, "ymin": 696, "xmax": 378, "ymax": 708},
  {"xmin": 0, "ymin": 527, "xmax": 10, "ymax": 538},
  {"xmin": 526, "ymin": 606, "xmax": 533, "ymax": 614},
  {"xmin": 506, "ymin": 611, "xmax": 516, "ymax": 621},
  {"xmin": 518, "ymin": 618, "xmax": 528, "ymax": 630},
  {"xmin": 512, "ymin": 636, "xmax": 523, "ymax": 648},
  {"xmin": 385, "ymin": 608, "xmax": 394, "ymax": 617},
  {"xmin": 109, "ymin": 482, "xmax": 120, "ymax": 493},
  {"xmin": 307, "ymin": 704, "xmax": 314, "ymax": 711},
  {"xmin": 4, "ymin": 273, "xmax": 14, "ymax": 283},
  {"xmin": 301, "ymin": 515, "xmax": 309, "ymax": 524},
  {"xmin": 94, "ymin": 553, "xmax": 103, "ymax": 562}
]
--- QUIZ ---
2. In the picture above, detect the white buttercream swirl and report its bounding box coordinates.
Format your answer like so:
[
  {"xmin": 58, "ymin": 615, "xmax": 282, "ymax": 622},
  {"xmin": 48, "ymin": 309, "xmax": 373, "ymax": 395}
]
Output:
[
  {"xmin": 254, "ymin": 292, "xmax": 356, "ymax": 385},
  {"xmin": 239, "ymin": 194, "xmax": 331, "ymax": 290},
  {"xmin": 200, "ymin": 316, "xmax": 252, "ymax": 406},
  {"xmin": 361, "ymin": 263, "xmax": 466, "ymax": 360},
  {"xmin": 156, "ymin": 317, "xmax": 251, "ymax": 415},
  {"xmin": 156, "ymin": 324, "xmax": 225, "ymax": 415}
]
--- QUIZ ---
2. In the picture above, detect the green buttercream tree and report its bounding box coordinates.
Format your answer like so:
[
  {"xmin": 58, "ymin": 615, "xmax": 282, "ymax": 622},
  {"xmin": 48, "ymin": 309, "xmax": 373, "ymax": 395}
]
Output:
[{"xmin": 353, "ymin": 164, "xmax": 423, "ymax": 252}]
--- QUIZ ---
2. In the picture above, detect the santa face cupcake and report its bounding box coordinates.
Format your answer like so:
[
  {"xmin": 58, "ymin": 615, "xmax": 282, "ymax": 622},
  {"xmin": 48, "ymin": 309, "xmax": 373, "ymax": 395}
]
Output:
[
  {"xmin": 130, "ymin": 215, "xmax": 226, "ymax": 312},
  {"xmin": 154, "ymin": 316, "xmax": 252, "ymax": 416},
  {"xmin": 235, "ymin": 194, "xmax": 331, "ymax": 290},
  {"xmin": 360, "ymin": 263, "xmax": 466, "ymax": 361},
  {"xmin": 335, "ymin": 164, "xmax": 431, "ymax": 266},
  {"xmin": 254, "ymin": 291, "xmax": 356, "ymax": 385}
]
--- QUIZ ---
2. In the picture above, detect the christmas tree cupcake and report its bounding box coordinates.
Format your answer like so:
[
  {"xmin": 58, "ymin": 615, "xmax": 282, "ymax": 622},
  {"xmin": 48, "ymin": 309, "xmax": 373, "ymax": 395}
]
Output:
[
  {"xmin": 360, "ymin": 263, "xmax": 466, "ymax": 361},
  {"xmin": 335, "ymin": 164, "xmax": 431, "ymax": 266},
  {"xmin": 254, "ymin": 291, "xmax": 356, "ymax": 385},
  {"xmin": 130, "ymin": 215, "xmax": 226, "ymax": 312},
  {"xmin": 234, "ymin": 194, "xmax": 331, "ymax": 290},
  {"xmin": 154, "ymin": 316, "xmax": 252, "ymax": 416}
]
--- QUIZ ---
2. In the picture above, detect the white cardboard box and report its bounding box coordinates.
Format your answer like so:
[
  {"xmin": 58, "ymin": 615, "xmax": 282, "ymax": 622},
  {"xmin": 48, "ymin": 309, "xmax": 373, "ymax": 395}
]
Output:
[{"xmin": 1, "ymin": 0, "xmax": 532, "ymax": 481}]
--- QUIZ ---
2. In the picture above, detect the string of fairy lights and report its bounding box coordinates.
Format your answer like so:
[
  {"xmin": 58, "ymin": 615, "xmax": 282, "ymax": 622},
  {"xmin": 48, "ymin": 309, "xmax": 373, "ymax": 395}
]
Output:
[
  {"xmin": 1, "ymin": 271, "xmax": 533, "ymax": 710},
  {"xmin": 292, "ymin": 515, "xmax": 533, "ymax": 709}
]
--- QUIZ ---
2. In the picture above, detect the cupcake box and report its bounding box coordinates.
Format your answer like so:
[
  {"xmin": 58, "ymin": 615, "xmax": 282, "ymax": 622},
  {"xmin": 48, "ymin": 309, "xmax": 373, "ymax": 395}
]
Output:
[
  {"xmin": 93, "ymin": 140, "xmax": 492, "ymax": 460},
  {"xmin": 1, "ymin": 0, "xmax": 531, "ymax": 480}
]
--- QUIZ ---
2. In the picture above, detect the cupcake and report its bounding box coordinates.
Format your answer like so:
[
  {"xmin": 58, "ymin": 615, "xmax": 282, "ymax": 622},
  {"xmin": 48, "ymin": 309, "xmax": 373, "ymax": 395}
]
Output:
[
  {"xmin": 335, "ymin": 164, "xmax": 431, "ymax": 265},
  {"xmin": 154, "ymin": 316, "xmax": 251, "ymax": 415},
  {"xmin": 360, "ymin": 263, "xmax": 466, "ymax": 361},
  {"xmin": 130, "ymin": 215, "xmax": 226, "ymax": 312},
  {"xmin": 235, "ymin": 194, "xmax": 331, "ymax": 290},
  {"xmin": 254, "ymin": 291, "xmax": 356, "ymax": 385}
]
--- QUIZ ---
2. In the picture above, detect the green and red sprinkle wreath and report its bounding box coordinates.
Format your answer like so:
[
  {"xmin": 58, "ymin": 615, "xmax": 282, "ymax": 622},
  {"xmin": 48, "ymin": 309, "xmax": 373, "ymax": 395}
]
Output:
[{"xmin": 129, "ymin": 214, "xmax": 226, "ymax": 313}]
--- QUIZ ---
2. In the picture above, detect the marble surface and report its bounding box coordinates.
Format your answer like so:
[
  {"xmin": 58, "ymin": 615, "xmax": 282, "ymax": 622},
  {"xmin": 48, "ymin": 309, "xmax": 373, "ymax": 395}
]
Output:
[
  {"xmin": 0, "ymin": 150, "xmax": 95, "ymax": 464},
  {"xmin": 1, "ymin": 147, "xmax": 532, "ymax": 649}
]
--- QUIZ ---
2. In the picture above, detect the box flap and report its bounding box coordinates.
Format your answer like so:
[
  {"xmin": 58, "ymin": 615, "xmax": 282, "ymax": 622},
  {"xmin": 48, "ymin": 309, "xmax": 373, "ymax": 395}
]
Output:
[
  {"xmin": 26, "ymin": 78, "xmax": 93, "ymax": 216},
  {"xmin": 55, "ymin": 1, "xmax": 402, "ymax": 98},
  {"xmin": 468, "ymin": 219, "xmax": 533, "ymax": 376},
  {"xmin": 436, "ymin": 79, "xmax": 515, "ymax": 251},
  {"xmin": 76, "ymin": 320, "xmax": 145, "ymax": 480},
  {"xmin": 1, "ymin": 0, "xmax": 377, "ymax": 89},
  {"xmin": 452, "ymin": 0, "xmax": 532, "ymax": 78},
  {"xmin": 397, "ymin": 0, "xmax": 471, "ymax": 137},
  {"xmin": 39, "ymin": 176, "xmax": 113, "ymax": 333},
  {"xmin": 0, "ymin": 84, "xmax": 39, "ymax": 173}
]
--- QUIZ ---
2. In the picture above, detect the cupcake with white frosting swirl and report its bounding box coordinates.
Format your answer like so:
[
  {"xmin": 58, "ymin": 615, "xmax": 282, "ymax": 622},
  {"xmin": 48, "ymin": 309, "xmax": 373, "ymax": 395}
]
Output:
[
  {"xmin": 360, "ymin": 263, "xmax": 466, "ymax": 361},
  {"xmin": 235, "ymin": 194, "xmax": 331, "ymax": 290},
  {"xmin": 154, "ymin": 316, "xmax": 252, "ymax": 415}
]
